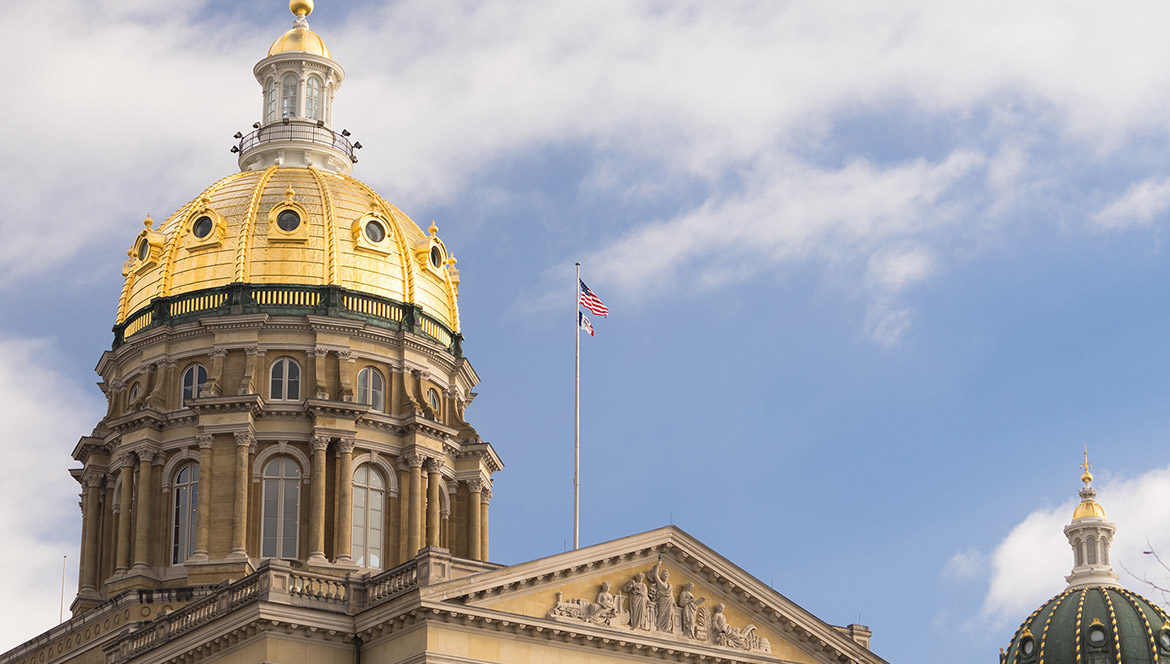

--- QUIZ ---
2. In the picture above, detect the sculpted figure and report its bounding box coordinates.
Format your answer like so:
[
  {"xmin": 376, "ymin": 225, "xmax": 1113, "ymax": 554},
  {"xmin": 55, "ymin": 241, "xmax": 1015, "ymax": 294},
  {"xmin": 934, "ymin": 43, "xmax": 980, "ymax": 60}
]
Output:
[
  {"xmin": 651, "ymin": 561, "xmax": 675, "ymax": 632},
  {"xmin": 586, "ymin": 581, "xmax": 617, "ymax": 625},
  {"xmin": 710, "ymin": 603, "xmax": 747, "ymax": 649},
  {"xmin": 678, "ymin": 582, "xmax": 706, "ymax": 638},
  {"xmin": 623, "ymin": 572, "xmax": 651, "ymax": 630}
]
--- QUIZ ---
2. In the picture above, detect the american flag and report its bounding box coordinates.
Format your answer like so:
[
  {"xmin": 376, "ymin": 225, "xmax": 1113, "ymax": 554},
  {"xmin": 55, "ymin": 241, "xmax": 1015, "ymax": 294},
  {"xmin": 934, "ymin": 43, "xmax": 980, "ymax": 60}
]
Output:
[
  {"xmin": 579, "ymin": 280, "xmax": 608, "ymax": 317},
  {"xmin": 578, "ymin": 311, "xmax": 594, "ymax": 336}
]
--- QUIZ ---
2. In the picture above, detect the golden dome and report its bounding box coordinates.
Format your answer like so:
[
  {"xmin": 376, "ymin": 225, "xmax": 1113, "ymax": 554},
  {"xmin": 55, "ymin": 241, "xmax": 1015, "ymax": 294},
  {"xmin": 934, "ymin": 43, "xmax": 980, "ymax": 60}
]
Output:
[
  {"xmin": 117, "ymin": 167, "xmax": 459, "ymax": 334},
  {"xmin": 1072, "ymin": 499, "xmax": 1107, "ymax": 520},
  {"xmin": 268, "ymin": 26, "xmax": 331, "ymax": 58}
]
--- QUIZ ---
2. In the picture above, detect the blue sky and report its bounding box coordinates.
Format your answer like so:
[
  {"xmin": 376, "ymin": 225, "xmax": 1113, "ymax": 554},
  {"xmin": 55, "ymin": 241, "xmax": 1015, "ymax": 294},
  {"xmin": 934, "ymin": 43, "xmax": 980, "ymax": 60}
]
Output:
[{"xmin": 7, "ymin": 1, "xmax": 1170, "ymax": 662}]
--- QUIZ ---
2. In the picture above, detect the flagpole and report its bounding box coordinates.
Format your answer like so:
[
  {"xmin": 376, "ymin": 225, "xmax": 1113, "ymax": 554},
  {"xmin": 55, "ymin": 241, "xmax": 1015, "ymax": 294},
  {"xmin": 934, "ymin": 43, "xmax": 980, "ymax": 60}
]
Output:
[{"xmin": 574, "ymin": 262, "xmax": 581, "ymax": 550}]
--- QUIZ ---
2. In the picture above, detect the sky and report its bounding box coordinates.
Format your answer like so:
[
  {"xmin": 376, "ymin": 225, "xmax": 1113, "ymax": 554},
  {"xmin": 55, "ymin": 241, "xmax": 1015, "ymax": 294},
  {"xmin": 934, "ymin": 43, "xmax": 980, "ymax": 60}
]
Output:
[{"xmin": 5, "ymin": 1, "xmax": 1170, "ymax": 662}]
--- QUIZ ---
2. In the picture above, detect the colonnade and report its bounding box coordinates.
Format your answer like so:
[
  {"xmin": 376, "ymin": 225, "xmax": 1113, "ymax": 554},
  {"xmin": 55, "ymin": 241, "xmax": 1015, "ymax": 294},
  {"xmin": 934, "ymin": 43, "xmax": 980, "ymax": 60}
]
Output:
[{"xmin": 76, "ymin": 434, "xmax": 492, "ymax": 595}]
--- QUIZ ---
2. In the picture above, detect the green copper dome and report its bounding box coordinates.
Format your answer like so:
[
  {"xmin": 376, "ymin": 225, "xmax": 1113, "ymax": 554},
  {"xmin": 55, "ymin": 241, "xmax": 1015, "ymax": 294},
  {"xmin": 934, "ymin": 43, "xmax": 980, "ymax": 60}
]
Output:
[{"xmin": 1001, "ymin": 587, "xmax": 1170, "ymax": 664}]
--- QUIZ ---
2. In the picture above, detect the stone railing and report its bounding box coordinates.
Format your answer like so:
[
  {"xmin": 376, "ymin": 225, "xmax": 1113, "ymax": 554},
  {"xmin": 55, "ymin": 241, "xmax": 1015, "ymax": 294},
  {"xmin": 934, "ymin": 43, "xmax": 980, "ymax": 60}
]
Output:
[
  {"xmin": 365, "ymin": 560, "xmax": 421, "ymax": 608},
  {"xmin": 110, "ymin": 573, "xmax": 267, "ymax": 661},
  {"xmin": 104, "ymin": 559, "xmax": 422, "ymax": 663}
]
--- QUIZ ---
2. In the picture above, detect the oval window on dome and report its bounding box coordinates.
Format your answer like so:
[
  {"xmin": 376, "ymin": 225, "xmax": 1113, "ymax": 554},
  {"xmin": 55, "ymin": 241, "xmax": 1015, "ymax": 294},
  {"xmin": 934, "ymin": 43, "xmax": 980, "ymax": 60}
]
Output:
[
  {"xmin": 1159, "ymin": 630, "xmax": 1170, "ymax": 650},
  {"xmin": 429, "ymin": 246, "xmax": 442, "ymax": 268},
  {"xmin": 1020, "ymin": 637, "xmax": 1035, "ymax": 657},
  {"xmin": 192, "ymin": 215, "xmax": 213, "ymax": 239},
  {"xmin": 277, "ymin": 209, "xmax": 301, "ymax": 232},
  {"xmin": 137, "ymin": 239, "xmax": 150, "ymax": 261},
  {"xmin": 1088, "ymin": 627, "xmax": 1107, "ymax": 646},
  {"xmin": 364, "ymin": 220, "xmax": 386, "ymax": 243}
]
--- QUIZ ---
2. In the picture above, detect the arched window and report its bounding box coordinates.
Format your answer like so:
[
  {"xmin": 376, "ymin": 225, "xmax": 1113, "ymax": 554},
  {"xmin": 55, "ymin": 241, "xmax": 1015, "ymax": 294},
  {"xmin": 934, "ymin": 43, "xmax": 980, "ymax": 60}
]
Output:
[
  {"xmin": 1086, "ymin": 535, "xmax": 1098, "ymax": 565},
  {"xmin": 427, "ymin": 388, "xmax": 441, "ymax": 417},
  {"xmin": 264, "ymin": 78, "xmax": 278, "ymax": 123},
  {"xmin": 127, "ymin": 382, "xmax": 140, "ymax": 404},
  {"xmin": 261, "ymin": 457, "xmax": 301, "ymax": 558},
  {"xmin": 281, "ymin": 74, "xmax": 299, "ymax": 118},
  {"xmin": 172, "ymin": 462, "xmax": 199, "ymax": 564},
  {"xmin": 357, "ymin": 367, "xmax": 384, "ymax": 412},
  {"xmin": 270, "ymin": 357, "xmax": 301, "ymax": 401},
  {"xmin": 1075, "ymin": 538, "xmax": 1084, "ymax": 566},
  {"xmin": 304, "ymin": 76, "xmax": 322, "ymax": 120},
  {"xmin": 181, "ymin": 364, "xmax": 207, "ymax": 406},
  {"xmin": 352, "ymin": 464, "xmax": 385, "ymax": 569},
  {"xmin": 1101, "ymin": 539, "xmax": 1109, "ymax": 564}
]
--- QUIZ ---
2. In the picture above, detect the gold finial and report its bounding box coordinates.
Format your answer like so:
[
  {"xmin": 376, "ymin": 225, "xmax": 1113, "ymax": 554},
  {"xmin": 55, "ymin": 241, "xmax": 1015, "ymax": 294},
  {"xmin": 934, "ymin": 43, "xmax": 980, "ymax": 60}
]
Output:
[
  {"xmin": 290, "ymin": 0, "xmax": 314, "ymax": 18},
  {"xmin": 447, "ymin": 254, "xmax": 457, "ymax": 266},
  {"xmin": 143, "ymin": 214, "xmax": 154, "ymax": 229},
  {"xmin": 1081, "ymin": 446, "xmax": 1093, "ymax": 486},
  {"xmin": 285, "ymin": 188, "xmax": 296, "ymax": 201},
  {"xmin": 428, "ymin": 221, "xmax": 438, "ymax": 236}
]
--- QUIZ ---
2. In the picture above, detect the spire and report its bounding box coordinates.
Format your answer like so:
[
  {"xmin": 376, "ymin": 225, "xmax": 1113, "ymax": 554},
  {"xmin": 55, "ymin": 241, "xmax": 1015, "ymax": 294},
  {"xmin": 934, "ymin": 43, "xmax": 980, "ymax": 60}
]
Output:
[{"xmin": 1063, "ymin": 449, "xmax": 1119, "ymax": 588}]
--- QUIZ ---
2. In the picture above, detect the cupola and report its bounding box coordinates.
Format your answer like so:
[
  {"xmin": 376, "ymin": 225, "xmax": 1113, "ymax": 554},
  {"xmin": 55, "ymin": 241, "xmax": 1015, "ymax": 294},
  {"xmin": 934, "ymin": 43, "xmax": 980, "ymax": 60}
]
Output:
[
  {"xmin": 1063, "ymin": 451, "xmax": 1119, "ymax": 589},
  {"xmin": 238, "ymin": 0, "xmax": 353, "ymax": 174}
]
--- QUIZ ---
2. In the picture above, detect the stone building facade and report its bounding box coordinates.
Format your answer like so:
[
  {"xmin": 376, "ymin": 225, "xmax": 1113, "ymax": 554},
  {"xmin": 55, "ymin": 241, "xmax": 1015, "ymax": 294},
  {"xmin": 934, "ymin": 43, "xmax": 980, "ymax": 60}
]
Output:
[{"xmin": 0, "ymin": 3, "xmax": 888, "ymax": 664}]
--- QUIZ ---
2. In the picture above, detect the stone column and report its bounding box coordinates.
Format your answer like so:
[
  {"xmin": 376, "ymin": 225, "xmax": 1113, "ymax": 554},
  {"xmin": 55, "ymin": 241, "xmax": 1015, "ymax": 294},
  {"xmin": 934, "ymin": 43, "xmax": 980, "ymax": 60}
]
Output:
[
  {"xmin": 480, "ymin": 488, "xmax": 491, "ymax": 561},
  {"xmin": 425, "ymin": 458, "xmax": 444, "ymax": 548},
  {"xmin": 468, "ymin": 479, "xmax": 483, "ymax": 561},
  {"xmin": 114, "ymin": 454, "xmax": 134, "ymax": 572},
  {"xmin": 191, "ymin": 434, "xmax": 214, "ymax": 560},
  {"xmin": 404, "ymin": 452, "xmax": 424, "ymax": 556},
  {"xmin": 396, "ymin": 461, "xmax": 410, "ymax": 564},
  {"xmin": 229, "ymin": 431, "xmax": 253, "ymax": 559},
  {"xmin": 132, "ymin": 451, "xmax": 157, "ymax": 570},
  {"xmin": 79, "ymin": 472, "xmax": 103, "ymax": 591},
  {"xmin": 308, "ymin": 435, "xmax": 330, "ymax": 565},
  {"xmin": 334, "ymin": 438, "xmax": 355, "ymax": 563}
]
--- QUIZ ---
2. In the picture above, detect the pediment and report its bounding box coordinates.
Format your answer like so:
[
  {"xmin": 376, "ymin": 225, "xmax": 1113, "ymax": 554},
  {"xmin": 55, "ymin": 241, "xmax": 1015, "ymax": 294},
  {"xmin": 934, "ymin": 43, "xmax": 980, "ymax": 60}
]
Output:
[{"xmin": 421, "ymin": 527, "xmax": 884, "ymax": 664}]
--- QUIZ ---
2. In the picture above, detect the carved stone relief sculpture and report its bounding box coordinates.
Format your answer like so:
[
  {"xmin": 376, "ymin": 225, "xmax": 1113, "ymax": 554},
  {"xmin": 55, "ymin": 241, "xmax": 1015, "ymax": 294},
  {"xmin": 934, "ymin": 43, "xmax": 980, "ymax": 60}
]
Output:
[{"xmin": 546, "ymin": 566, "xmax": 771, "ymax": 654}]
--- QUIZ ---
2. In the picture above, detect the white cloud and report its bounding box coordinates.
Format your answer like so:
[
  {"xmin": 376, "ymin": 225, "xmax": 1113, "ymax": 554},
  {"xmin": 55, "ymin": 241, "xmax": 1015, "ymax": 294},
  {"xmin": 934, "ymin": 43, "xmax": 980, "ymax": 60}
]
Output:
[
  {"xmin": 943, "ymin": 548, "xmax": 987, "ymax": 581},
  {"xmin": 975, "ymin": 466, "xmax": 1170, "ymax": 630},
  {"xmin": 1093, "ymin": 177, "xmax": 1170, "ymax": 230},
  {"xmin": 0, "ymin": 337, "xmax": 104, "ymax": 652},
  {"xmin": 9, "ymin": 0, "xmax": 1170, "ymax": 329}
]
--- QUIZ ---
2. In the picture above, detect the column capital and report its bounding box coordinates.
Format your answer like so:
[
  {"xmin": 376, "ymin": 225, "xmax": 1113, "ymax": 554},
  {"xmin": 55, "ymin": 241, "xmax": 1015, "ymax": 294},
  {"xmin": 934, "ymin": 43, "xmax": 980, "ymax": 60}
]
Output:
[
  {"xmin": 401, "ymin": 451, "xmax": 425, "ymax": 469},
  {"xmin": 117, "ymin": 452, "xmax": 136, "ymax": 468},
  {"xmin": 81, "ymin": 470, "xmax": 105, "ymax": 489},
  {"xmin": 480, "ymin": 488, "xmax": 493, "ymax": 503},
  {"xmin": 196, "ymin": 433, "xmax": 214, "ymax": 449},
  {"xmin": 311, "ymin": 435, "xmax": 331, "ymax": 452},
  {"xmin": 336, "ymin": 437, "xmax": 355, "ymax": 455},
  {"xmin": 466, "ymin": 478, "xmax": 484, "ymax": 494},
  {"xmin": 313, "ymin": 346, "xmax": 330, "ymax": 358},
  {"xmin": 245, "ymin": 345, "xmax": 266, "ymax": 357},
  {"xmin": 337, "ymin": 349, "xmax": 353, "ymax": 362},
  {"xmin": 233, "ymin": 431, "xmax": 255, "ymax": 447},
  {"xmin": 209, "ymin": 347, "xmax": 229, "ymax": 358},
  {"xmin": 159, "ymin": 358, "xmax": 178, "ymax": 369},
  {"xmin": 424, "ymin": 457, "xmax": 445, "ymax": 474}
]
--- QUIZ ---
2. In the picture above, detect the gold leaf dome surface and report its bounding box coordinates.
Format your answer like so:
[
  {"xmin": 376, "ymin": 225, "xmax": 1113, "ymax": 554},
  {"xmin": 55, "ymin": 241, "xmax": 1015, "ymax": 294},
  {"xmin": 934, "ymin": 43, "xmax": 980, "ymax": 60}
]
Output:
[
  {"xmin": 1072, "ymin": 499, "xmax": 1107, "ymax": 520},
  {"xmin": 268, "ymin": 26, "xmax": 331, "ymax": 58},
  {"xmin": 117, "ymin": 167, "xmax": 459, "ymax": 332}
]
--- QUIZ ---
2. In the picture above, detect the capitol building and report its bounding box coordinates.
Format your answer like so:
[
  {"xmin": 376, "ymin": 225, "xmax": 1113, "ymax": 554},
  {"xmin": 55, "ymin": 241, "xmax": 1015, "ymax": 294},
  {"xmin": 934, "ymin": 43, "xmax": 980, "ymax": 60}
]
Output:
[{"xmin": 0, "ymin": 3, "xmax": 892, "ymax": 664}]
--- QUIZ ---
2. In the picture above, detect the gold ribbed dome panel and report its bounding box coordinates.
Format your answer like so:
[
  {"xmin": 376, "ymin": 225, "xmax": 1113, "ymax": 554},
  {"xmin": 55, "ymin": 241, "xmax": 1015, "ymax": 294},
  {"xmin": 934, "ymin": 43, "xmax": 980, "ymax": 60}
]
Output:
[
  {"xmin": 268, "ymin": 27, "xmax": 331, "ymax": 58},
  {"xmin": 117, "ymin": 168, "xmax": 459, "ymax": 332},
  {"xmin": 1073, "ymin": 499, "xmax": 1107, "ymax": 520}
]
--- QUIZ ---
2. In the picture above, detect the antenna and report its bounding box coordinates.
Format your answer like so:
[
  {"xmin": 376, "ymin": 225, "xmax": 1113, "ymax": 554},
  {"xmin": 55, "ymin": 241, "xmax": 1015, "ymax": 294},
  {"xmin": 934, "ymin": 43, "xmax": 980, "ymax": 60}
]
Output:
[{"xmin": 59, "ymin": 555, "xmax": 67, "ymax": 624}]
